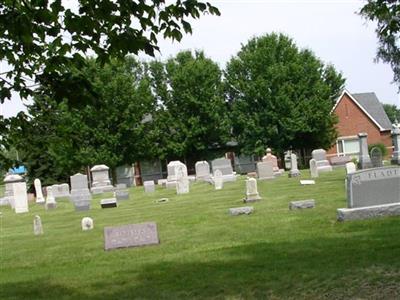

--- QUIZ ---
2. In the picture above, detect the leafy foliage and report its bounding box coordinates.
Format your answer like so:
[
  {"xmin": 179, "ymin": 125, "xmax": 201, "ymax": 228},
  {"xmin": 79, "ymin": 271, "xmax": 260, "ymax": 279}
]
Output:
[
  {"xmin": 225, "ymin": 33, "xmax": 345, "ymax": 155},
  {"xmin": 0, "ymin": 0, "xmax": 220, "ymax": 104},
  {"xmin": 382, "ymin": 102, "xmax": 400, "ymax": 123},
  {"xmin": 360, "ymin": 0, "xmax": 400, "ymax": 87},
  {"xmin": 368, "ymin": 142, "xmax": 388, "ymax": 157}
]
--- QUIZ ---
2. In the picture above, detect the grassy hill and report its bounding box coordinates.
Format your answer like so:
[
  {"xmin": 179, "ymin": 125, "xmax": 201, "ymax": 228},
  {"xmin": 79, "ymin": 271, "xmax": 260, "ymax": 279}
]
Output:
[{"xmin": 1, "ymin": 168, "xmax": 400, "ymax": 299}]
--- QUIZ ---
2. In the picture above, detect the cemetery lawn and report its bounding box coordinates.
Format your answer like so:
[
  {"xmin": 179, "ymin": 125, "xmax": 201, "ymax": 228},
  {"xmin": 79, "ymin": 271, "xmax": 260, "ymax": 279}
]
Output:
[{"xmin": 2, "ymin": 169, "xmax": 400, "ymax": 299}]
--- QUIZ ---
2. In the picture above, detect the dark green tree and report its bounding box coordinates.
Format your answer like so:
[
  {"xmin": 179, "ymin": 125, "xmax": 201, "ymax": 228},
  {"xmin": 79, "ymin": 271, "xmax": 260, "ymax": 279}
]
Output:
[
  {"xmin": 149, "ymin": 51, "xmax": 231, "ymax": 160},
  {"xmin": 360, "ymin": 1, "xmax": 400, "ymax": 87},
  {"xmin": 382, "ymin": 103, "xmax": 400, "ymax": 123},
  {"xmin": 0, "ymin": 0, "xmax": 220, "ymax": 104},
  {"xmin": 225, "ymin": 33, "xmax": 345, "ymax": 155}
]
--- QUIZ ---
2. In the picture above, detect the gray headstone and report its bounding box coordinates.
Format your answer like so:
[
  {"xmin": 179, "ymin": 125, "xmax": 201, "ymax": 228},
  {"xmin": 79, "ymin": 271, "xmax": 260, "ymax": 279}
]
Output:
[
  {"xmin": 346, "ymin": 166, "xmax": 400, "ymax": 208},
  {"xmin": 33, "ymin": 215, "xmax": 43, "ymax": 235},
  {"xmin": 256, "ymin": 161, "xmax": 274, "ymax": 180},
  {"xmin": 392, "ymin": 122, "xmax": 400, "ymax": 165},
  {"xmin": 116, "ymin": 165, "xmax": 134, "ymax": 187},
  {"xmin": 104, "ymin": 222, "xmax": 160, "ymax": 251},
  {"xmin": 358, "ymin": 133, "xmax": 372, "ymax": 169},
  {"xmin": 370, "ymin": 147, "xmax": 383, "ymax": 168},
  {"xmin": 211, "ymin": 158, "xmax": 233, "ymax": 176},
  {"xmin": 195, "ymin": 161, "xmax": 211, "ymax": 181},
  {"xmin": 229, "ymin": 206, "xmax": 254, "ymax": 216},
  {"xmin": 289, "ymin": 199, "xmax": 315, "ymax": 210},
  {"xmin": 115, "ymin": 190, "xmax": 129, "ymax": 201},
  {"xmin": 70, "ymin": 173, "xmax": 92, "ymax": 210},
  {"xmin": 100, "ymin": 198, "xmax": 117, "ymax": 208},
  {"xmin": 143, "ymin": 180, "xmax": 155, "ymax": 193},
  {"xmin": 309, "ymin": 159, "xmax": 318, "ymax": 178},
  {"xmin": 337, "ymin": 203, "xmax": 400, "ymax": 222}
]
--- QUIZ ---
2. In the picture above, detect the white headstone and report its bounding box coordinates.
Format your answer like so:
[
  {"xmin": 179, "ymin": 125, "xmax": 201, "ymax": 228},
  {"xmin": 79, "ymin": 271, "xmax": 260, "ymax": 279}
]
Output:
[
  {"xmin": 244, "ymin": 178, "xmax": 261, "ymax": 202},
  {"xmin": 13, "ymin": 182, "xmax": 29, "ymax": 213},
  {"xmin": 51, "ymin": 183, "xmax": 70, "ymax": 198},
  {"xmin": 176, "ymin": 164, "xmax": 189, "ymax": 194},
  {"xmin": 4, "ymin": 174, "xmax": 24, "ymax": 209},
  {"xmin": 311, "ymin": 149, "xmax": 332, "ymax": 172},
  {"xmin": 214, "ymin": 169, "xmax": 223, "ymax": 190},
  {"xmin": 143, "ymin": 180, "xmax": 155, "ymax": 193},
  {"xmin": 309, "ymin": 159, "xmax": 318, "ymax": 178},
  {"xmin": 345, "ymin": 162, "xmax": 356, "ymax": 174},
  {"xmin": 33, "ymin": 215, "xmax": 43, "ymax": 235},
  {"xmin": 90, "ymin": 164, "xmax": 114, "ymax": 194},
  {"xmin": 167, "ymin": 161, "xmax": 185, "ymax": 182},
  {"xmin": 34, "ymin": 178, "xmax": 45, "ymax": 204},
  {"xmin": 288, "ymin": 153, "xmax": 300, "ymax": 178},
  {"xmin": 195, "ymin": 161, "xmax": 211, "ymax": 181},
  {"xmin": 81, "ymin": 217, "xmax": 94, "ymax": 231},
  {"xmin": 45, "ymin": 186, "xmax": 57, "ymax": 210}
]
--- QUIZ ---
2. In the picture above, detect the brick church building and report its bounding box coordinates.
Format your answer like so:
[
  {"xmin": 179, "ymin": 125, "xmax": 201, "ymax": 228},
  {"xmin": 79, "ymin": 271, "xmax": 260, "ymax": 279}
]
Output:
[{"xmin": 326, "ymin": 90, "xmax": 393, "ymax": 159}]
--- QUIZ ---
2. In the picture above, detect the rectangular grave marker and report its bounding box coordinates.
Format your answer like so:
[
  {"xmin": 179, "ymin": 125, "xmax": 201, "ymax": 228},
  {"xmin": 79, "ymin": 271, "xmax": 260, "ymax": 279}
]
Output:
[{"xmin": 104, "ymin": 222, "xmax": 160, "ymax": 251}]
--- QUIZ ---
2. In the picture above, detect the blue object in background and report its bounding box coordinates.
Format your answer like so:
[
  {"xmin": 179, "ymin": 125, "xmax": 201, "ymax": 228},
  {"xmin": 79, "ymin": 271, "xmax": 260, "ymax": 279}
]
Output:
[{"xmin": 9, "ymin": 166, "xmax": 27, "ymax": 174}]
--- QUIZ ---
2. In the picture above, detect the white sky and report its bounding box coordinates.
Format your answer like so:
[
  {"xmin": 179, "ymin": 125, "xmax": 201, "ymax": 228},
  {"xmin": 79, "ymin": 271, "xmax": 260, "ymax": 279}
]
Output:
[{"xmin": 1, "ymin": 0, "xmax": 399, "ymax": 118}]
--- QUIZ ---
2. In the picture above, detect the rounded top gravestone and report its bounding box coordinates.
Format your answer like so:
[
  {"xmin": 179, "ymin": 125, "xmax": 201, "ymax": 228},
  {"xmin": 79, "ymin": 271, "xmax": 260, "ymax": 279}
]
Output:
[
  {"xmin": 90, "ymin": 164, "xmax": 109, "ymax": 171},
  {"xmin": 370, "ymin": 147, "xmax": 383, "ymax": 168}
]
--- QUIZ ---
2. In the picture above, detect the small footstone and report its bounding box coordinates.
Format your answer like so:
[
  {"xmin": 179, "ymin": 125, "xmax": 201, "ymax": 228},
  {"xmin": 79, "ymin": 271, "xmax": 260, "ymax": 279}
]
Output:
[
  {"xmin": 101, "ymin": 198, "xmax": 117, "ymax": 208},
  {"xmin": 300, "ymin": 180, "xmax": 315, "ymax": 185},
  {"xmin": 229, "ymin": 206, "xmax": 254, "ymax": 216},
  {"xmin": 289, "ymin": 199, "xmax": 315, "ymax": 210}
]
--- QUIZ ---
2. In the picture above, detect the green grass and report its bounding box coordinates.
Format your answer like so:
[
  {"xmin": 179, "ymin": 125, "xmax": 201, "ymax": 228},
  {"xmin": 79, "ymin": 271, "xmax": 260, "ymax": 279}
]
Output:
[{"xmin": 1, "ymin": 168, "xmax": 400, "ymax": 299}]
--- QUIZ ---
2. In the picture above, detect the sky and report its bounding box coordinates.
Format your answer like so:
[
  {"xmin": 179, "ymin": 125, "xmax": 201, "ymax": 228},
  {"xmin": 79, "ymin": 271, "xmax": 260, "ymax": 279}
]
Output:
[{"xmin": 1, "ymin": 0, "xmax": 399, "ymax": 118}]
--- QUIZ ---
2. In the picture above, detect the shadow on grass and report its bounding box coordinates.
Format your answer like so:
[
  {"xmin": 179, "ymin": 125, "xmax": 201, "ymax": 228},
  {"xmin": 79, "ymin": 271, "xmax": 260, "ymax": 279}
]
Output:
[{"xmin": 2, "ymin": 223, "xmax": 400, "ymax": 300}]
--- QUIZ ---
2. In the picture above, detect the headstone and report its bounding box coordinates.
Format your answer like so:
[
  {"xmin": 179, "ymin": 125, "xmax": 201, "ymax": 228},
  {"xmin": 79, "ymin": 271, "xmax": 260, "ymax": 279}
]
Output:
[
  {"xmin": 284, "ymin": 150, "xmax": 292, "ymax": 170},
  {"xmin": 166, "ymin": 181, "xmax": 176, "ymax": 189},
  {"xmin": 195, "ymin": 161, "xmax": 211, "ymax": 181},
  {"xmin": 229, "ymin": 206, "xmax": 254, "ymax": 216},
  {"xmin": 13, "ymin": 181, "xmax": 29, "ymax": 213},
  {"xmin": 33, "ymin": 215, "xmax": 43, "ymax": 235},
  {"xmin": 51, "ymin": 183, "xmax": 70, "ymax": 198},
  {"xmin": 167, "ymin": 161, "xmax": 184, "ymax": 182},
  {"xmin": 116, "ymin": 165, "xmax": 134, "ymax": 187},
  {"xmin": 143, "ymin": 181, "xmax": 155, "ymax": 193},
  {"xmin": 358, "ymin": 133, "xmax": 372, "ymax": 169},
  {"xmin": 345, "ymin": 162, "xmax": 356, "ymax": 174},
  {"xmin": 288, "ymin": 153, "xmax": 300, "ymax": 178},
  {"xmin": 244, "ymin": 178, "xmax": 261, "ymax": 202},
  {"xmin": 81, "ymin": 217, "xmax": 94, "ymax": 231},
  {"xmin": 157, "ymin": 179, "xmax": 167, "ymax": 187},
  {"xmin": 211, "ymin": 158, "xmax": 236, "ymax": 182},
  {"xmin": 289, "ymin": 199, "xmax": 315, "ymax": 210},
  {"xmin": 311, "ymin": 149, "xmax": 332, "ymax": 173},
  {"xmin": 90, "ymin": 164, "xmax": 114, "ymax": 194},
  {"xmin": 338, "ymin": 203, "xmax": 400, "ymax": 221},
  {"xmin": 114, "ymin": 189, "xmax": 129, "ymax": 201},
  {"xmin": 391, "ymin": 121, "xmax": 400, "ymax": 165},
  {"xmin": 176, "ymin": 164, "xmax": 189, "ymax": 194},
  {"xmin": 70, "ymin": 173, "xmax": 92, "ymax": 211},
  {"xmin": 45, "ymin": 186, "xmax": 57, "ymax": 210},
  {"xmin": 101, "ymin": 198, "xmax": 117, "ymax": 208},
  {"xmin": 104, "ymin": 222, "xmax": 160, "ymax": 251},
  {"xmin": 214, "ymin": 169, "xmax": 223, "ymax": 190},
  {"xmin": 300, "ymin": 180, "xmax": 315, "ymax": 185},
  {"xmin": 309, "ymin": 159, "xmax": 318, "ymax": 178},
  {"xmin": 262, "ymin": 148, "xmax": 284, "ymax": 175},
  {"xmin": 346, "ymin": 166, "xmax": 400, "ymax": 208},
  {"xmin": 3, "ymin": 174, "xmax": 24, "ymax": 209},
  {"xmin": 116, "ymin": 184, "xmax": 127, "ymax": 190},
  {"xmin": 256, "ymin": 161, "xmax": 274, "ymax": 180},
  {"xmin": 370, "ymin": 147, "xmax": 383, "ymax": 168},
  {"xmin": 34, "ymin": 178, "xmax": 45, "ymax": 204}
]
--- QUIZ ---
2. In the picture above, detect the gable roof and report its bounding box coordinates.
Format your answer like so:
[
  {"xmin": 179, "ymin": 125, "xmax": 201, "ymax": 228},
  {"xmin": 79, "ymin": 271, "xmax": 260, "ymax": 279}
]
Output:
[{"xmin": 333, "ymin": 90, "xmax": 392, "ymax": 131}]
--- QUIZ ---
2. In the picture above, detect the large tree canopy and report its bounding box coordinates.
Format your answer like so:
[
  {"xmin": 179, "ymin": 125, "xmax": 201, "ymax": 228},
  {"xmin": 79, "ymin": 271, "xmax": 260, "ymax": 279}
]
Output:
[
  {"xmin": 360, "ymin": 0, "xmax": 400, "ymax": 87},
  {"xmin": 382, "ymin": 102, "xmax": 400, "ymax": 123},
  {"xmin": 225, "ymin": 33, "xmax": 345, "ymax": 155},
  {"xmin": 0, "ymin": 0, "xmax": 220, "ymax": 104},
  {"xmin": 149, "ymin": 50, "xmax": 231, "ymax": 161}
]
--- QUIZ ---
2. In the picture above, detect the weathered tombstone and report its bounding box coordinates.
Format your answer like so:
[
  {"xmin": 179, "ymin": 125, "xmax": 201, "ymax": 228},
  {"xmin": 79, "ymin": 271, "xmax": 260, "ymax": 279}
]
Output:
[
  {"xmin": 70, "ymin": 173, "xmax": 92, "ymax": 211},
  {"xmin": 3, "ymin": 174, "xmax": 24, "ymax": 209},
  {"xmin": 244, "ymin": 177, "xmax": 261, "ymax": 202},
  {"xmin": 195, "ymin": 161, "xmax": 211, "ymax": 181},
  {"xmin": 370, "ymin": 147, "xmax": 383, "ymax": 168},
  {"xmin": 34, "ymin": 178, "xmax": 45, "ymax": 204},
  {"xmin": 51, "ymin": 183, "xmax": 70, "ymax": 198},
  {"xmin": 214, "ymin": 169, "xmax": 223, "ymax": 190},
  {"xmin": 256, "ymin": 161, "xmax": 274, "ymax": 180},
  {"xmin": 114, "ymin": 187, "xmax": 129, "ymax": 200},
  {"xmin": 90, "ymin": 164, "xmax": 114, "ymax": 194},
  {"xmin": 104, "ymin": 222, "xmax": 160, "ymax": 250},
  {"xmin": 345, "ymin": 162, "xmax": 357, "ymax": 174},
  {"xmin": 167, "ymin": 161, "xmax": 184, "ymax": 182},
  {"xmin": 45, "ymin": 186, "xmax": 57, "ymax": 210},
  {"xmin": 157, "ymin": 179, "xmax": 167, "ymax": 187},
  {"xmin": 101, "ymin": 198, "xmax": 117, "ymax": 208},
  {"xmin": 13, "ymin": 181, "xmax": 29, "ymax": 213},
  {"xmin": 262, "ymin": 148, "xmax": 284, "ymax": 175},
  {"xmin": 358, "ymin": 133, "xmax": 372, "ymax": 169},
  {"xmin": 391, "ymin": 121, "xmax": 400, "ymax": 165},
  {"xmin": 309, "ymin": 159, "xmax": 318, "ymax": 178},
  {"xmin": 229, "ymin": 206, "xmax": 254, "ymax": 216},
  {"xmin": 288, "ymin": 153, "xmax": 300, "ymax": 178},
  {"xmin": 176, "ymin": 164, "xmax": 189, "ymax": 194},
  {"xmin": 289, "ymin": 200, "xmax": 315, "ymax": 210},
  {"xmin": 116, "ymin": 165, "xmax": 134, "ymax": 187},
  {"xmin": 311, "ymin": 149, "xmax": 332, "ymax": 173},
  {"xmin": 33, "ymin": 215, "xmax": 43, "ymax": 235},
  {"xmin": 211, "ymin": 158, "xmax": 236, "ymax": 182},
  {"xmin": 81, "ymin": 217, "xmax": 94, "ymax": 231},
  {"xmin": 143, "ymin": 180, "xmax": 155, "ymax": 193},
  {"xmin": 284, "ymin": 150, "xmax": 292, "ymax": 170}
]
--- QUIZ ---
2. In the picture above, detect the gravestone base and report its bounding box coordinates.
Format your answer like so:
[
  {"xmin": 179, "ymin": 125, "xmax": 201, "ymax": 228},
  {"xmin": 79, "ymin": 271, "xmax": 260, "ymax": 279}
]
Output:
[
  {"xmin": 243, "ymin": 194, "xmax": 261, "ymax": 203},
  {"xmin": 91, "ymin": 185, "xmax": 114, "ymax": 195},
  {"xmin": 101, "ymin": 198, "xmax": 117, "ymax": 208},
  {"xmin": 337, "ymin": 203, "xmax": 400, "ymax": 221},
  {"xmin": 157, "ymin": 179, "xmax": 168, "ymax": 187},
  {"xmin": 222, "ymin": 174, "xmax": 237, "ymax": 183},
  {"xmin": 288, "ymin": 170, "xmax": 300, "ymax": 178},
  {"xmin": 317, "ymin": 165, "xmax": 333, "ymax": 173},
  {"xmin": 289, "ymin": 199, "xmax": 315, "ymax": 210}
]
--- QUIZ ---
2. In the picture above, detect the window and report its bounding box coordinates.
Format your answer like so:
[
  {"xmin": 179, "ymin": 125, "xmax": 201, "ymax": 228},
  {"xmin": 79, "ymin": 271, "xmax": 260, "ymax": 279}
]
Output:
[{"xmin": 336, "ymin": 137, "xmax": 360, "ymax": 156}]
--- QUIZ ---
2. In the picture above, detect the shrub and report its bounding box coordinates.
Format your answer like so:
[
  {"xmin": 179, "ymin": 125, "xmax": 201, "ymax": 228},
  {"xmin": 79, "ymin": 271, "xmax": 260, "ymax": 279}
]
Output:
[{"xmin": 368, "ymin": 143, "xmax": 388, "ymax": 157}]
